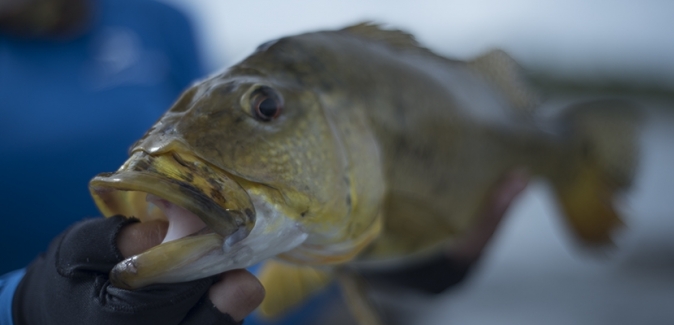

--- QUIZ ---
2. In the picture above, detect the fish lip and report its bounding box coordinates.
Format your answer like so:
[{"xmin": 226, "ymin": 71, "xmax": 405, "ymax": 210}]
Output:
[
  {"xmin": 89, "ymin": 150, "xmax": 256, "ymax": 240},
  {"xmin": 108, "ymin": 232, "xmax": 225, "ymax": 290},
  {"xmin": 89, "ymin": 150, "xmax": 254, "ymax": 290}
]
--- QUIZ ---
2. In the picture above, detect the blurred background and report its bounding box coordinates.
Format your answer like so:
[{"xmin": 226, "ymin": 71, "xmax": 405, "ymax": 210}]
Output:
[
  {"xmin": 2, "ymin": 0, "xmax": 673, "ymax": 324},
  {"xmin": 167, "ymin": 0, "xmax": 674, "ymax": 88}
]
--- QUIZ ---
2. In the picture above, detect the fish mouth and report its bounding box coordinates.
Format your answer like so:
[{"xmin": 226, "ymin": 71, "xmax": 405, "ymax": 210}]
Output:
[{"xmin": 89, "ymin": 150, "xmax": 256, "ymax": 289}]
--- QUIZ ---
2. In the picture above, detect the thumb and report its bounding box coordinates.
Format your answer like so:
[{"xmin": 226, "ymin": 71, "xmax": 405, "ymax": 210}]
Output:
[
  {"xmin": 209, "ymin": 269, "xmax": 266, "ymax": 322},
  {"xmin": 117, "ymin": 219, "xmax": 168, "ymax": 258}
]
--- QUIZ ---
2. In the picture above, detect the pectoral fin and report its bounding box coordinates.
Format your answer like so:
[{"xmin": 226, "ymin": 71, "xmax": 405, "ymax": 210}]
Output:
[{"xmin": 257, "ymin": 260, "xmax": 333, "ymax": 318}]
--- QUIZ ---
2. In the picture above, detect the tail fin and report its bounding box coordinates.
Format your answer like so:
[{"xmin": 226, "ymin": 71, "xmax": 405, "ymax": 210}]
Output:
[{"xmin": 550, "ymin": 99, "xmax": 640, "ymax": 245}]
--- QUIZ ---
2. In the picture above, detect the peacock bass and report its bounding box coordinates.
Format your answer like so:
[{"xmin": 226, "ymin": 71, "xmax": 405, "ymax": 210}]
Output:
[{"xmin": 89, "ymin": 23, "xmax": 638, "ymax": 323}]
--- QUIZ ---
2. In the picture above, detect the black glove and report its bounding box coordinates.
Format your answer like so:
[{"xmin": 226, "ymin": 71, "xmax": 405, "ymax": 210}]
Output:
[{"xmin": 12, "ymin": 216, "xmax": 240, "ymax": 325}]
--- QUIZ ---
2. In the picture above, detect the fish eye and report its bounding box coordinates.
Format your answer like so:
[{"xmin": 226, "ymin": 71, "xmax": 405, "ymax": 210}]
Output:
[{"xmin": 250, "ymin": 87, "xmax": 283, "ymax": 122}]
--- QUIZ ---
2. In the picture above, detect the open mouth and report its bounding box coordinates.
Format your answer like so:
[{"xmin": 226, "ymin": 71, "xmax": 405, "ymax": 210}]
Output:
[
  {"xmin": 89, "ymin": 150, "xmax": 256, "ymax": 289},
  {"xmin": 145, "ymin": 194, "xmax": 209, "ymax": 244}
]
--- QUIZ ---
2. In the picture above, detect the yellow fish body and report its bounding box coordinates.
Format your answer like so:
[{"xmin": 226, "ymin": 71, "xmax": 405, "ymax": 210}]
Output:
[{"xmin": 89, "ymin": 24, "xmax": 638, "ymax": 322}]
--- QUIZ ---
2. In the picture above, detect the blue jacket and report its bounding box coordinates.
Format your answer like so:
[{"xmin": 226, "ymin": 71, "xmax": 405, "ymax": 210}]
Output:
[
  {"xmin": 0, "ymin": 271, "xmax": 24, "ymax": 325},
  {"xmin": 0, "ymin": 0, "xmax": 203, "ymax": 323}
]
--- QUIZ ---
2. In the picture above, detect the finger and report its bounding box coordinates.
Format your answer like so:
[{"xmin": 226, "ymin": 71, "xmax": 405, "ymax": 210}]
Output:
[
  {"xmin": 117, "ymin": 220, "xmax": 168, "ymax": 258},
  {"xmin": 55, "ymin": 216, "xmax": 139, "ymax": 274},
  {"xmin": 208, "ymin": 269, "xmax": 266, "ymax": 322}
]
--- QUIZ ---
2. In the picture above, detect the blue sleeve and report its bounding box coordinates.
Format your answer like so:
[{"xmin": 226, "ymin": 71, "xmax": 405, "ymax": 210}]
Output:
[{"xmin": 0, "ymin": 269, "xmax": 25, "ymax": 325}]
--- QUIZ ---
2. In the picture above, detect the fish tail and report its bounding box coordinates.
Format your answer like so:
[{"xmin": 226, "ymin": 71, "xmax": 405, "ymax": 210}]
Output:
[{"xmin": 550, "ymin": 99, "xmax": 640, "ymax": 245}]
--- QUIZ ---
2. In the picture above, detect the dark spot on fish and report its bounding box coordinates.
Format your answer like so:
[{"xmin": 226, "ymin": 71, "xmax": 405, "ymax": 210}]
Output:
[
  {"xmin": 207, "ymin": 177, "xmax": 223, "ymax": 191},
  {"xmin": 179, "ymin": 172, "xmax": 194, "ymax": 182},
  {"xmin": 245, "ymin": 208, "xmax": 254, "ymax": 221},
  {"xmin": 172, "ymin": 180, "xmax": 219, "ymax": 212},
  {"xmin": 172, "ymin": 180, "xmax": 204, "ymax": 199},
  {"xmin": 234, "ymin": 116, "xmax": 244, "ymax": 124},
  {"xmin": 210, "ymin": 188, "xmax": 227, "ymax": 203},
  {"xmin": 301, "ymin": 210, "xmax": 308, "ymax": 218}
]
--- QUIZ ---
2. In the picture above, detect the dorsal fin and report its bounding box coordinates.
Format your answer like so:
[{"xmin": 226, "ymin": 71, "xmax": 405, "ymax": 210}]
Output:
[
  {"xmin": 469, "ymin": 49, "xmax": 541, "ymax": 114},
  {"xmin": 340, "ymin": 22, "xmax": 425, "ymax": 52}
]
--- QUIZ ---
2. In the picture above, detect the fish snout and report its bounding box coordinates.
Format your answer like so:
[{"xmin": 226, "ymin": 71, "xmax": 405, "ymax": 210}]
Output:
[{"xmin": 89, "ymin": 151, "xmax": 256, "ymax": 288}]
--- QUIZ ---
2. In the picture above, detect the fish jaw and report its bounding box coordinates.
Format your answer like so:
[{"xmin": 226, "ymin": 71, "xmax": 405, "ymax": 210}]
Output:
[
  {"xmin": 90, "ymin": 151, "xmax": 255, "ymax": 238},
  {"xmin": 109, "ymin": 196, "xmax": 308, "ymax": 289},
  {"xmin": 89, "ymin": 150, "xmax": 307, "ymax": 289}
]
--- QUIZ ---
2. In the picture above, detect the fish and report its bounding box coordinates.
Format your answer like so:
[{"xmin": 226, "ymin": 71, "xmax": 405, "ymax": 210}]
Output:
[{"xmin": 89, "ymin": 23, "xmax": 639, "ymax": 324}]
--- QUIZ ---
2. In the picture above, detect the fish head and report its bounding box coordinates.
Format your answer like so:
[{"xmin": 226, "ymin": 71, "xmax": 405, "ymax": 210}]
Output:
[{"xmin": 89, "ymin": 42, "xmax": 384, "ymax": 289}]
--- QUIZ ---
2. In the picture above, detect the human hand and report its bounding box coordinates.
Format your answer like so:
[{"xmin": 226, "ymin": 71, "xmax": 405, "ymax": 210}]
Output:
[{"xmin": 13, "ymin": 216, "xmax": 265, "ymax": 325}]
